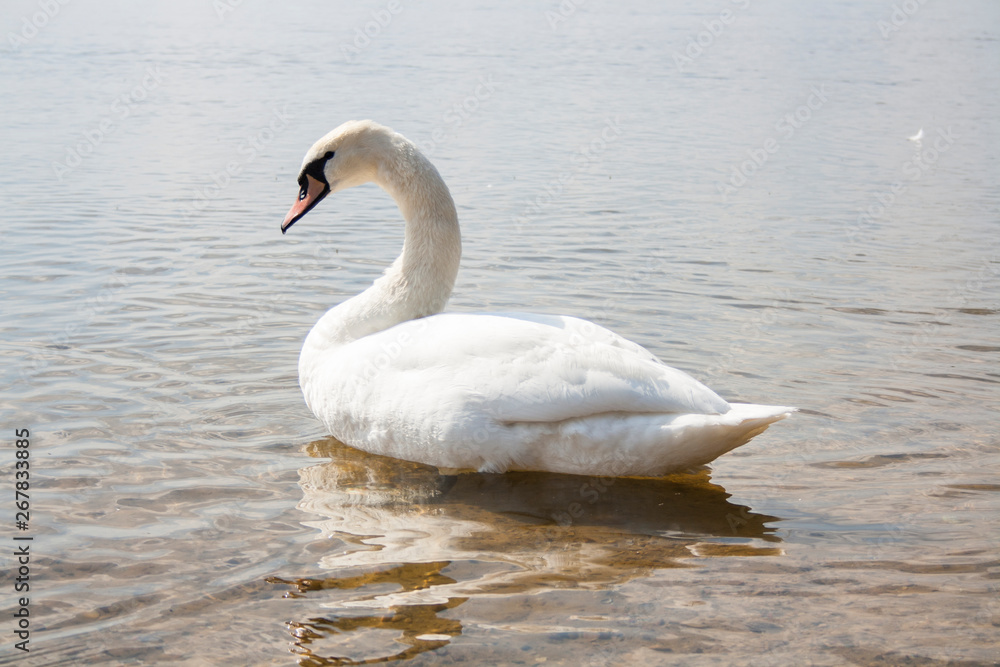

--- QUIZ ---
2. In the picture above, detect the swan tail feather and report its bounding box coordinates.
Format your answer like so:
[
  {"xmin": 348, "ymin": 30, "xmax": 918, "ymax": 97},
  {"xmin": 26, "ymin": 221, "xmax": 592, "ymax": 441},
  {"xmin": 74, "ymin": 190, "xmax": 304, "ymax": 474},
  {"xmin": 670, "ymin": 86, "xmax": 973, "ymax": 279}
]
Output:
[{"xmin": 665, "ymin": 403, "xmax": 796, "ymax": 472}]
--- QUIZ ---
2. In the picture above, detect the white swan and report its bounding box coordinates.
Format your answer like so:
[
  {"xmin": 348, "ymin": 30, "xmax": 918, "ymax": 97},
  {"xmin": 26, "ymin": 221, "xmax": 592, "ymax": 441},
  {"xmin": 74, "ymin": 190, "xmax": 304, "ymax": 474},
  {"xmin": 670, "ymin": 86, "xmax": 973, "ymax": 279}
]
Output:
[{"xmin": 281, "ymin": 120, "xmax": 793, "ymax": 477}]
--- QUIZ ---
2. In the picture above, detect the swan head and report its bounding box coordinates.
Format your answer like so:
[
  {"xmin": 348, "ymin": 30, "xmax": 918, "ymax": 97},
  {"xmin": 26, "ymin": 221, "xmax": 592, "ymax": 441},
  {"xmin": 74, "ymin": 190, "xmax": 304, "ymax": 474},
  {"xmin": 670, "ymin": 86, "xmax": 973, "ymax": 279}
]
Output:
[{"xmin": 281, "ymin": 120, "xmax": 402, "ymax": 233}]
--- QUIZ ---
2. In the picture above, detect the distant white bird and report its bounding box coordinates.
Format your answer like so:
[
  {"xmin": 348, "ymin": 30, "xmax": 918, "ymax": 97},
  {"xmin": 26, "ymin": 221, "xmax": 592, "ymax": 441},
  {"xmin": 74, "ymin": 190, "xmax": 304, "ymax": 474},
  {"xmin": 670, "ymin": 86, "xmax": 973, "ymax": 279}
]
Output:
[
  {"xmin": 279, "ymin": 120, "xmax": 794, "ymax": 476},
  {"xmin": 908, "ymin": 128, "xmax": 924, "ymax": 142}
]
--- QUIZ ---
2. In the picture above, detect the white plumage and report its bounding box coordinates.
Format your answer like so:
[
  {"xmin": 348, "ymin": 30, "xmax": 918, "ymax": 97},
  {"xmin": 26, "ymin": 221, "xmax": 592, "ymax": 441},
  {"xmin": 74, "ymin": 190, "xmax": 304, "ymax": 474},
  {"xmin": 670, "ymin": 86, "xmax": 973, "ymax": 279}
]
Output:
[{"xmin": 281, "ymin": 120, "xmax": 793, "ymax": 476}]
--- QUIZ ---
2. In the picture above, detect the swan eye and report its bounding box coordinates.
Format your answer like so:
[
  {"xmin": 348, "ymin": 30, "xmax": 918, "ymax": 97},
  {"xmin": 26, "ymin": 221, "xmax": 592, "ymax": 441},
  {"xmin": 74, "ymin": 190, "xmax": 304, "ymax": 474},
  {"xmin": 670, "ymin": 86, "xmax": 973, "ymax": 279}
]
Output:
[{"xmin": 301, "ymin": 151, "xmax": 336, "ymax": 188}]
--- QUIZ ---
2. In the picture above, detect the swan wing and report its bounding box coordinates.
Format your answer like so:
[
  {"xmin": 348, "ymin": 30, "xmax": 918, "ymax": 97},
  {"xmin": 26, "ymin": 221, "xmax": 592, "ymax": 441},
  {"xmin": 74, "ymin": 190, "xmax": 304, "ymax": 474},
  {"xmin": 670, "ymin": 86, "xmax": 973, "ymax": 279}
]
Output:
[{"xmin": 336, "ymin": 313, "xmax": 730, "ymax": 425}]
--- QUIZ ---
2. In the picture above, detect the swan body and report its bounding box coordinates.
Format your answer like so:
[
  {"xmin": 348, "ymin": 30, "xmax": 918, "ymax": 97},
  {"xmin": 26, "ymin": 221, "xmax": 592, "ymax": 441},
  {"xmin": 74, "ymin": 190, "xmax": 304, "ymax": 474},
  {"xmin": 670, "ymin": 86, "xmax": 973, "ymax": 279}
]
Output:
[{"xmin": 281, "ymin": 120, "xmax": 793, "ymax": 476}]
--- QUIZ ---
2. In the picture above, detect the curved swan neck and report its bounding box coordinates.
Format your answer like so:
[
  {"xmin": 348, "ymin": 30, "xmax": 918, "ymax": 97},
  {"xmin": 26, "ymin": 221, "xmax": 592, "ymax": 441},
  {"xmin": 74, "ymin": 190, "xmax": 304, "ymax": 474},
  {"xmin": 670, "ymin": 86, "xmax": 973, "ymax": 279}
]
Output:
[
  {"xmin": 378, "ymin": 146, "xmax": 462, "ymax": 286},
  {"xmin": 310, "ymin": 136, "xmax": 462, "ymax": 348}
]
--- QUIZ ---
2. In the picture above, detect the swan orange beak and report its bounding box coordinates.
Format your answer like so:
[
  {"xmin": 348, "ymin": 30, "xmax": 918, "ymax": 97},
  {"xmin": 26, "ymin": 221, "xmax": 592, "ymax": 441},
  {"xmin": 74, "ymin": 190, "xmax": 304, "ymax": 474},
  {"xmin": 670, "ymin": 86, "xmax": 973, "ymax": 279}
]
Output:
[{"xmin": 282, "ymin": 174, "xmax": 330, "ymax": 233}]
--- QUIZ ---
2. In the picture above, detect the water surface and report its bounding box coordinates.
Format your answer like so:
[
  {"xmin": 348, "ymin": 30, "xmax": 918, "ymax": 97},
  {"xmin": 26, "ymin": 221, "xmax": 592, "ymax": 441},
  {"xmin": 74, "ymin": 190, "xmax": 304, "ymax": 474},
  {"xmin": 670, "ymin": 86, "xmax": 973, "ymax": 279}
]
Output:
[{"xmin": 1, "ymin": 1, "xmax": 998, "ymax": 664}]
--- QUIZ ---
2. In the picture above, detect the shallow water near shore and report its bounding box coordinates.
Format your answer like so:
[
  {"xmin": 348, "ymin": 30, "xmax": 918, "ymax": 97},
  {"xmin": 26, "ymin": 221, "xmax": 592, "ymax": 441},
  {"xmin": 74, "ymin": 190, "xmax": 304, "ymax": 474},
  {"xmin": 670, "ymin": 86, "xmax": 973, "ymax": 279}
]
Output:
[{"xmin": 1, "ymin": 0, "xmax": 999, "ymax": 665}]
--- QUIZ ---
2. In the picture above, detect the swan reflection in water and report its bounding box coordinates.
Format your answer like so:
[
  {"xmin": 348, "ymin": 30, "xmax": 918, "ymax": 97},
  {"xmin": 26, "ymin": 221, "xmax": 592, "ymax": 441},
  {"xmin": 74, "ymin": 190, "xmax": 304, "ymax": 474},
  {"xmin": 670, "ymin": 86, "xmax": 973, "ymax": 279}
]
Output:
[{"xmin": 269, "ymin": 438, "xmax": 783, "ymax": 665}]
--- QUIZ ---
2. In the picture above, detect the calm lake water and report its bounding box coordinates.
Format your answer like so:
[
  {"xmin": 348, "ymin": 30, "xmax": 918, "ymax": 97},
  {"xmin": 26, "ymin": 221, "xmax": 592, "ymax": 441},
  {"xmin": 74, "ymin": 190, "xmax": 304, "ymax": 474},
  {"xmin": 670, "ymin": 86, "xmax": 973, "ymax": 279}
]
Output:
[{"xmin": 2, "ymin": 0, "xmax": 999, "ymax": 664}]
